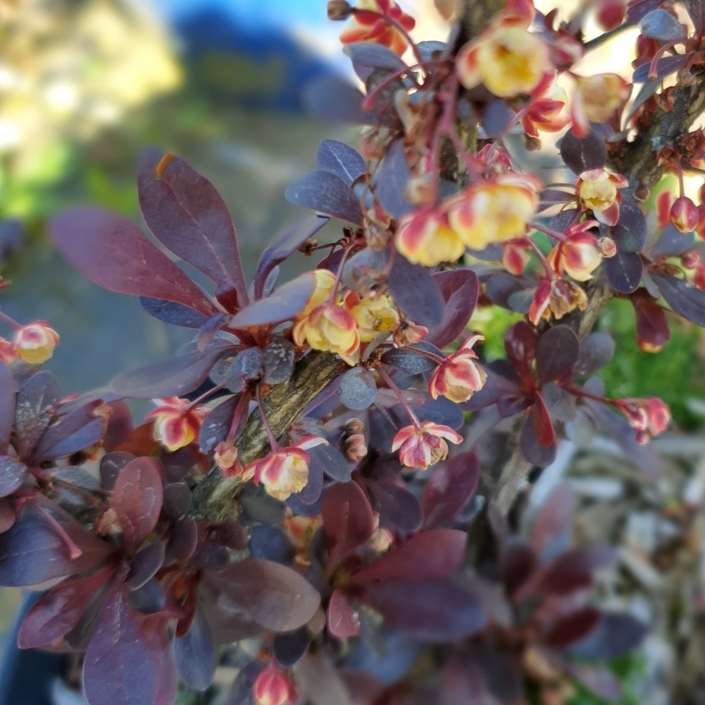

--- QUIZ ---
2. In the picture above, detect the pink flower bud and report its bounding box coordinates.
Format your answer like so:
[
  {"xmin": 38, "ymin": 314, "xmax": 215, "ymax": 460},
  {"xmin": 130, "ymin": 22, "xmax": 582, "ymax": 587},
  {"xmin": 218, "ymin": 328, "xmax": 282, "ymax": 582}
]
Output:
[
  {"xmin": 339, "ymin": 0, "xmax": 415, "ymax": 56},
  {"xmin": 670, "ymin": 196, "xmax": 699, "ymax": 233},
  {"xmin": 392, "ymin": 421, "xmax": 463, "ymax": 470},
  {"xmin": 13, "ymin": 321, "xmax": 59, "ymax": 364},
  {"xmin": 253, "ymin": 666, "xmax": 297, "ymax": 705},
  {"xmin": 547, "ymin": 230, "xmax": 602, "ymax": 282},
  {"xmin": 682, "ymin": 250, "xmax": 700, "ymax": 269},
  {"xmin": 618, "ymin": 397, "xmax": 671, "ymax": 443}
]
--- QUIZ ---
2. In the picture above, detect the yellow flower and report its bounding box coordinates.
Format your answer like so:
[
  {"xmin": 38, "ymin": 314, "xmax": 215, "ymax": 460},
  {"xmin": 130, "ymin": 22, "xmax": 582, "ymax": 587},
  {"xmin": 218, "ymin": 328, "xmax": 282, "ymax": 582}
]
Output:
[
  {"xmin": 292, "ymin": 302, "xmax": 360, "ymax": 364},
  {"xmin": 447, "ymin": 173, "xmax": 541, "ymax": 250},
  {"xmin": 571, "ymin": 73, "xmax": 631, "ymax": 137},
  {"xmin": 344, "ymin": 292, "xmax": 399, "ymax": 342},
  {"xmin": 299, "ymin": 269, "xmax": 337, "ymax": 318},
  {"xmin": 13, "ymin": 321, "xmax": 59, "ymax": 364},
  {"xmin": 395, "ymin": 207, "xmax": 466, "ymax": 267},
  {"xmin": 145, "ymin": 397, "xmax": 207, "ymax": 452},
  {"xmin": 576, "ymin": 168, "xmax": 627, "ymax": 226}
]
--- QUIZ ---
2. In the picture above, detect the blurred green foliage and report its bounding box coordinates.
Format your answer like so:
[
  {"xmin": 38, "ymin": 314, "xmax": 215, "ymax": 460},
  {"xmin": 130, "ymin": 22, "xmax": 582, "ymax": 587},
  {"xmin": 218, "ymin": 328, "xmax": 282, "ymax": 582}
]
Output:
[{"xmin": 566, "ymin": 656, "xmax": 643, "ymax": 705}]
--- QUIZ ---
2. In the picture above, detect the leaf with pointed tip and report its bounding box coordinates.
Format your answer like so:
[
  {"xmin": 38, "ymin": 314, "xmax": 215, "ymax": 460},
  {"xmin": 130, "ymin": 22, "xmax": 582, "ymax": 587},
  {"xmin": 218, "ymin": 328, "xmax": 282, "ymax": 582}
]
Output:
[
  {"xmin": 230, "ymin": 273, "xmax": 316, "ymax": 328},
  {"xmin": 51, "ymin": 207, "xmax": 216, "ymax": 316},
  {"xmin": 208, "ymin": 559, "xmax": 321, "ymax": 632},
  {"xmin": 633, "ymin": 53, "xmax": 689, "ymax": 82},
  {"xmin": 0, "ymin": 362, "xmax": 14, "ymax": 453},
  {"xmin": 139, "ymin": 297, "xmax": 207, "ymax": 329},
  {"xmin": 343, "ymin": 42, "xmax": 407, "ymax": 81},
  {"xmin": 322, "ymin": 481, "xmax": 376, "ymax": 566},
  {"xmin": 327, "ymin": 590, "xmax": 361, "ymax": 639},
  {"xmin": 304, "ymin": 75, "xmax": 387, "ymax": 126},
  {"xmin": 113, "ymin": 457, "xmax": 163, "ymax": 552},
  {"xmin": 422, "ymin": 451, "xmax": 480, "ymax": 529},
  {"xmin": 316, "ymin": 140, "xmax": 366, "ymax": 185},
  {"xmin": 387, "ymin": 254, "xmax": 444, "ymax": 327},
  {"xmin": 173, "ymin": 610, "xmax": 216, "ymax": 692},
  {"xmin": 138, "ymin": 155, "xmax": 249, "ymax": 304},
  {"xmin": 112, "ymin": 340, "xmax": 233, "ymax": 399},
  {"xmin": 254, "ymin": 216, "xmax": 329, "ymax": 299},
  {"xmin": 376, "ymin": 140, "xmax": 415, "ymax": 219},
  {"xmin": 651, "ymin": 272, "xmax": 705, "ymax": 326},
  {"xmin": 536, "ymin": 325, "xmax": 579, "ymax": 384},
  {"xmin": 639, "ymin": 9, "xmax": 687, "ymax": 42},
  {"xmin": 426, "ymin": 269, "xmax": 479, "ymax": 349},
  {"xmin": 286, "ymin": 171, "xmax": 363, "ymax": 225},
  {"xmin": 14, "ymin": 371, "xmax": 60, "ymax": 460},
  {"xmin": 632, "ymin": 289, "xmax": 670, "ymax": 350},
  {"xmin": 651, "ymin": 225, "xmax": 694, "ymax": 257}
]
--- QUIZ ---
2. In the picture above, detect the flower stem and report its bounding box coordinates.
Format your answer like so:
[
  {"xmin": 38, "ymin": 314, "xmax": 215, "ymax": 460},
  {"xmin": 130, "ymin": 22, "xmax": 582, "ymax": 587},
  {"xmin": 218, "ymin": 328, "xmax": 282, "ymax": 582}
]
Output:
[
  {"xmin": 184, "ymin": 384, "xmax": 226, "ymax": 412},
  {"xmin": 355, "ymin": 9, "xmax": 424, "ymax": 65},
  {"xmin": 530, "ymin": 220, "xmax": 568, "ymax": 243},
  {"xmin": 523, "ymin": 236, "xmax": 557, "ymax": 280},
  {"xmin": 378, "ymin": 367, "xmax": 421, "ymax": 428},
  {"xmin": 0, "ymin": 310, "xmax": 20, "ymax": 331}
]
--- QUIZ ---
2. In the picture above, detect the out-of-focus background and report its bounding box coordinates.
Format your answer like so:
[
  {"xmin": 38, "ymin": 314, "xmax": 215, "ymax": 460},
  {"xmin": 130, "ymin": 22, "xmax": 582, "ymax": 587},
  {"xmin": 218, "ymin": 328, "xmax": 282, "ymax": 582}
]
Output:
[{"xmin": 0, "ymin": 1, "xmax": 705, "ymax": 703}]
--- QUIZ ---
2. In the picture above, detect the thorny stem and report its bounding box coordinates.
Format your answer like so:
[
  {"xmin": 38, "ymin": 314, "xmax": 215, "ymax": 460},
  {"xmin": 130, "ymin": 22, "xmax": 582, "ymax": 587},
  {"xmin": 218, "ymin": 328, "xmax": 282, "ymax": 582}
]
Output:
[
  {"xmin": 256, "ymin": 385, "xmax": 280, "ymax": 451},
  {"xmin": 378, "ymin": 367, "xmax": 422, "ymax": 428}
]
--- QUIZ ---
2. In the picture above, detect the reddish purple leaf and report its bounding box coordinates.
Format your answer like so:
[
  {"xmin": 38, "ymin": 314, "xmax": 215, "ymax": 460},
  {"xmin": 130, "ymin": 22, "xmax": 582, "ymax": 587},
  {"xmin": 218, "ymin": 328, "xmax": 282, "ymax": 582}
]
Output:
[
  {"xmin": 173, "ymin": 609, "xmax": 216, "ymax": 692},
  {"xmin": 208, "ymin": 558, "xmax": 320, "ymax": 632},
  {"xmin": 138, "ymin": 155, "xmax": 249, "ymax": 305},
  {"xmin": 499, "ymin": 540, "xmax": 538, "ymax": 595},
  {"xmin": 632, "ymin": 289, "xmax": 671, "ymax": 351},
  {"xmin": 559, "ymin": 130, "xmax": 606, "ymax": 174},
  {"xmin": 83, "ymin": 583, "xmax": 173, "ymax": 705},
  {"xmin": 230, "ymin": 273, "xmax": 316, "ymax": 329},
  {"xmin": 111, "ymin": 340, "xmax": 234, "ymax": 399},
  {"xmin": 651, "ymin": 225, "xmax": 694, "ymax": 257},
  {"xmin": 504, "ymin": 322, "xmax": 538, "ymax": 385},
  {"xmin": 138, "ymin": 297, "xmax": 207, "ymax": 329},
  {"xmin": 354, "ymin": 530, "xmax": 466, "ymax": 583},
  {"xmin": 50, "ymin": 207, "xmax": 216, "ymax": 316},
  {"xmin": 128, "ymin": 541, "xmax": 166, "ymax": 590},
  {"xmin": 612, "ymin": 204, "xmax": 647, "ymax": 253},
  {"xmin": 530, "ymin": 484, "xmax": 576, "ymax": 553},
  {"xmin": 604, "ymin": 250, "xmax": 643, "ymax": 294},
  {"xmin": 633, "ymin": 53, "xmax": 689, "ymax": 82},
  {"xmin": 254, "ymin": 216, "xmax": 329, "ymax": 299},
  {"xmin": 574, "ymin": 332, "xmax": 615, "ymax": 379},
  {"xmin": 376, "ymin": 140, "xmax": 415, "ymax": 219},
  {"xmin": 33, "ymin": 399, "xmax": 108, "ymax": 463},
  {"xmin": 426, "ymin": 270, "xmax": 480, "ymax": 350},
  {"xmin": 285, "ymin": 170, "xmax": 363, "ymax": 225},
  {"xmin": 368, "ymin": 479, "xmax": 423, "ymax": 533},
  {"xmin": 0, "ymin": 456, "xmax": 27, "ymax": 498},
  {"xmin": 387, "ymin": 254, "xmax": 444, "ymax": 327},
  {"xmin": 543, "ymin": 608, "xmax": 601, "ymax": 648},
  {"xmin": 684, "ymin": 0, "xmax": 705, "ymax": 31},
  {"xmin": 316, "ymin": 139, "xmax": 366, "ymax": 185},
  {"xmin": 520, "ymin": 407, "xmax": 556, "ymax": 468},
  {"xmin": 364, "ymin": 579, "xmax": 486, "ymax": 640},
  {"xmin": 18, "ymin": 567, "xmax": 114, "ymax": 648},
  {"xmin": 327, "ymin": 589, "xmax": 361, "ymax": 639},
  {"xmin": 0, "ymin": 362, "xmax": 15, "ymax": 452},
  {"xmin": 651, "ymin": 271, "xmax": 705, "ymax": 326},
  {"xmin": 322, "ymin": 481, "xmax": 376, "ymax": 566},
  {"xmin": 422, "ymin": 451, "xmax": 480, "ymax": 529},
  {"xmin": 113, "ymin": 457, "xmax": 163, "ymax": 552},
  {"xmin": 570, "ymin": 612, "xmax": 648, "ymax": 660},
  {"xmin": 14, "ymin": 370, "xmax": 60, "ymax": 460},
  {"xmin": 536, "ymin": 326, "xmax": 579, "ymax": 384},
  {"xmin": 0, "ymin": 499, "xmax": 15, "ymax": 534}
]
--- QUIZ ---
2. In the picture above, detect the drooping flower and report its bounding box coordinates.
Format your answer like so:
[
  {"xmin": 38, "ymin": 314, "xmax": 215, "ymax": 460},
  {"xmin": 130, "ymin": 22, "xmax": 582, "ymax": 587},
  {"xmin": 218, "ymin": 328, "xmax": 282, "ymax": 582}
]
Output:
[
  {"xmin": 214, "ymin": 440, "xmax": 242, "ymax": 478},
  {"xmin": 428, "ymin": 335, "xmax": 488, "ymax": 403},
  {"xmin": 339, "ymin": 0, "xmax": 415, "ymax": 57},
  {"xmin": 570, "ymin": 73, "xmax": 631, "ymax": 138},
  {"xmin": 12, "ymin": 321, "xmax": 59, "ymax": 364},
  {"xmin": 576, "ymin": 168, "xmax": 628, "ymax": 226},
  {"xmin": 146, "ymin": 397, "xmax": 208, "ymax": 452},
  {"xmin": 456, "ymin": 7, "xmax": 552, "ymax": 99},
  {"xmin": 253, "ymin": 665, "xmax": 298, "ymax": 705},
  {"xmin": 447, "ymin": 173, "xmax": 542, "ymax": 250},
  {"xmin": 502, "ymin": 240, "xmax": 531, "ymax": 275},
  {"xmin": 522, "ymin": 75, "xmax": 570, "ymax": 137},
  {"xmin": 670, "ymin": 196, "xmax": 699, "ymax": 233},
  {"xmin": 392, "ymin": 421, "xmax": 463, "ymax": 470},
  {"xmin": 343, "ymin": 292, "xmax": 399, "ymax": 342},
  {"xmin": 618, "ymin": 397, "xmax": 670, "ymax": 444},
  {"xmin": 392, "ymin": 319, "xmax": 428, "ymax": 347},
  {"xmin": 246, "ymin": 436, "xmax": 328, "ymax": 501},
  {"xmin": 528, "ymin": 278, "xmax": 588, "ymax": 325},
  {"xmin": 299, "ymin": 269, "xmax": 337, "ymax": 319},
  {"xmin": 395, "ymin": 207, "xmax": 466, "ymax": 267},
  {"xmin": 546, "ymin": 221, "xmax": 602, "ymax": 281},
  {"xmin": 293, "ymin": 302, "xmax": 360, "ymax": 365}
]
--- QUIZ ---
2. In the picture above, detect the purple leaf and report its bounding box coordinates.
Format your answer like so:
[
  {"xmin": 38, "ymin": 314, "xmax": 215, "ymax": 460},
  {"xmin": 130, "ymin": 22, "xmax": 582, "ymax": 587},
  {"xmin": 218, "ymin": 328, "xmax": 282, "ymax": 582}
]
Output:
[
  {"xmin": 14, "ymin": 370, "xmax": 60, "ymax": 460},
  {"xmin": 138, "ymin": 155, "xmax": 249, "ymax": 305},
  {"xmin": 304, "ymin": 75, "xmax": 385, "ymax": 126},
  {"xmin": 127, "ymin": 541, "xmax": 165, "ymax": 590},
  {"xmin": 343, "ymin": 42, "xmax": 407, "ymax": 81},
  {"xmin": 570, "ymin": 612, "xmax": 648, "ymax": 660},
  {"xmin": 307, "ymin": 441, "xmax": 353, "ymax": 483},
  {"xmin": 559, "ymin": 130, "xmax": 606, "ymax": 174},
  {"xmin": 173, "ymin": 610, "xmax": 216, "ymax": 692},
  {"xmin": 286, "ymin": 170, "xmax": 363, "ymax": 225},
  {"xmin": 684, "ymin": 0, "xmax": 705, "ymax": 31},
  {"xmin": 198, "ymin": 395, "xmax": 240, "ymax": 454},
  {"xmin": 569, "ymin": 665, "xmax": 623, "ymax": 702},
  {"xmin": 100, "ymin": 452, "xmax": 135, "ymax": 491},
  {"xmin": 382, "ymin": 342, "xmax": 440, "ymax": 375},
  {"xmin": 368, "ymin": 479, "xmax": 423, "ymax": 533},
  {"xmin": 230, "ymin": 273, "xmax": 316, "ymax": 328},
  {"xmin": 262, "ymin": 339, "xmax": 296, "ymax": 385},
  {"xmin": 651, "ymin": 272, "xmax": 705, "ymax": 326},
  {"xmin": 327, "ymin": 590, "xmax": 361, "ymax": 639},
  {"xmin": 376, "ymin": 140, "xmax": 415, "ymax": 219},
  {"xmin": 574, "ymin": 332, "xmax": 615, "ymax": 378},
  {"xmin": 165, "ymin": 517, "xmax": 198, "ymax": 564},
  {"xmin": 520, "ymin": 408, "xmax": 556, "ymax": 468},
  {"xmin": 633, "ymin": 54, "xmax": 689, "ymax": 82},
  {"xmin": 651, "ymin": 225, "xmax": 694, "ymax": 257},
  {"xmin": 426, "ymin": 269, "xmax": 479, "ymax": 349},
  {"xmin": 529, "ymin": 484, "xmax": 576, "ymax": 553},
  {"xmin": 387, "ymin": 254, "xmax": 444, "ymax": 327},
  {"xmin": 544, "ymin": 608, "xmax": 602, "ymax": 648},
  {"xmin": 33, "ymin": 399, "xmax": 108, "ymax": 463},
  {"xmin": 639, "ymin": 9, "xmax": 687, "ymax": 42},
  {"xmin": 627, "ymin": 0, "xmax": 662, "ymax": 22},
  {"xmin": 51, "ymin": 207, "xmax": 216, "ymax": 316},
  {"xmin": 316, "ymin": 140, "xmax": 366, "ymax": 185},
  {"xmin": 632, "ymin": 289, "xmax": 671, "ymax": 350},
  {"xmin": 499, "ymin": 541, "xmax": 538, "ymax": 595},
  {"xmin": 611, "ymin": 204, "xmax": 647, "ymax": 253},
  {"xmin": 0, "ymin": 362, "xmax": 15, "ymax": 452},
  {"xmin": 227, "ymin": 661, "xmax": 265, "ymax": 705},
  {"xmin": 536, "ymin": 325, "xmax": 579, "ymax": 384},
  {"xmin": 111, "ymin": 340, "xmax": 233, "ymax": 399},
  {"xmin": 248, "ymin": 525, "xmax": 295, "ymax": 564},
  {"xmin": 529, "ymin": 545, "xmax": 616, "ymax": 597},
  {"xmin": 604, "ymin": 250, "xmax": 643, "ymax": 293},
  {"xmin": 83, "ymin": 583, "xmax": 173, "ymax": 705},
  {"xmin": 208, "ymin": 559, "xmax": 321, "ymax": 632},
  {"xmin": 273, "ymin": 627, "xmax": 311, "ymax": 667},
  {"xmin": 355, "ymin": 530, "xmax": 466, "ymax": 583},
  {"xmin": 225, "ymin": 348, "xmax": 263, "ymax": 393},
  {"xmin": 18, "ymin": 568, "xmax": 112, "ymax": 648},
  {"xmin": 339, "ymin": 367, "xmax": 377, "ymax": 410},
  {"xmin": 322, "ymin": 481, "xmax": 376, "ymax": 565},
  {"xmin": 422, "ymin": 451, "xmax": 480, "ymax": 529},
  {"xmin": 254, "ymin": 216, "xmax": 329, "ymax": 299},
  {"xmin": 0, "ymin": 457, "xmax": 27, "ymax": 497},
  {"xmin": 113, "ymin": 457, "xmax": 163, "ymax": 552},
  {"xmin": 481, "ymin": 99, "xmax": 514, "ymax": 138},
  {"xmin": 139, "ymin": 297, "xmax": 207, "ymax": 328},
  {"xmin": 364, "ymin": 579, "xmax": 485, "ymax": 640}
]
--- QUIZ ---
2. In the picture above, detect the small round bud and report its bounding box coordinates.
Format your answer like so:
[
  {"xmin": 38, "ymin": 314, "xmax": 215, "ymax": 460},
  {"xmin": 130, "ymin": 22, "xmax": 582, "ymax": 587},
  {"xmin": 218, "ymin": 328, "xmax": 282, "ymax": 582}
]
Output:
[
  {"xmin": 327, "ymin": 0, "xmax": 353, "ymax": 21},
  {"xmin": 598, "ymin": 236, "xmax": 617, "ymax": 258},
  {"xmin": 682, "ymin": 250, "xmax": 700, "ymax": 269}
]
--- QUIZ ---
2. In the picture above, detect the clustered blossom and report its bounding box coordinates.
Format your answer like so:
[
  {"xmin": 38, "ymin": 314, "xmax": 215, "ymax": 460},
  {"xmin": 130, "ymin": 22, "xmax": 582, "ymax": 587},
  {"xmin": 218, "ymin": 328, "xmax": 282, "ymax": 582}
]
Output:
[
  {"xmin": 529, "ymin": 279, "xmax": 588, "ymax": 326},
  {"xmin": 429, "ymin": 335, "xmax": 487, "ymax": 403},
  {"xmin": 338, "ymin": 0, "xmax": 415, "ymax": 57},
  {"xmin": 570, "ymin": 73, "xmax": 631, "ymax": 138},
  {"xmin": 252, "ymin": 665, "xmax": 298, "ymax": 705},
  {"xmin": 0, "ymin": 320, "xmax": 60, "ymax": 365},
  {"xmin": 392, "ymin": 421, "xmax": 463, "ymax": 470},
  {"xmin": 146, "ymin": 397, "xmax": 208, "ymax": 452},
  {"xmin": 618, "ymin": 397, "xmax": 671, "ymax": 445}
]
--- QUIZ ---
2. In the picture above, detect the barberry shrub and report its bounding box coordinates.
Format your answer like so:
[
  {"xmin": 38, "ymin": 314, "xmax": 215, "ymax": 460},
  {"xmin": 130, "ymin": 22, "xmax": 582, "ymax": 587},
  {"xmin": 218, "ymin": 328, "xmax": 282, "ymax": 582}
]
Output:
[{"xmin": 0, "ymin": 0, "xmax": 703, "ymax": 702}]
